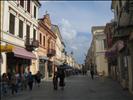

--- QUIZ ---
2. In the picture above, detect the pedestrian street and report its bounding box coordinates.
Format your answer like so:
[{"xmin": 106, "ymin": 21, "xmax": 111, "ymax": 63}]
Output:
[{"xmin": 2, "ymin": 75, "xmax": 133, "ymax": 100}]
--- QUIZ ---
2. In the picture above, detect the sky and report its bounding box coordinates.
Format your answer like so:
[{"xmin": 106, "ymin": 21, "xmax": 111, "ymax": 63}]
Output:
[{"xmin": 39, "ymin": 1, "xmax": 113, "ymax": 64}]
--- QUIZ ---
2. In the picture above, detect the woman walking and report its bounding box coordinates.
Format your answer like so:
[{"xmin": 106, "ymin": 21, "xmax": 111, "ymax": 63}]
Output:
[
  {"xmin": 27, "ymin": 72, "xmax": 33, "ymax": 91},
  {"xmin": 53, "ymin": 72, "xmax": 58, "ymax": 90}
]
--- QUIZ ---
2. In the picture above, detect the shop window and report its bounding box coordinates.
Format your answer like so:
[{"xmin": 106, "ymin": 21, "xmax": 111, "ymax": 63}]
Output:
[
  {"xmin": 18, "ymin": 19, "xmax": 23, "ymax": 38},
  {"xmin": 9, "ymin": 13, "xmax": 15, "ymax": 35}
]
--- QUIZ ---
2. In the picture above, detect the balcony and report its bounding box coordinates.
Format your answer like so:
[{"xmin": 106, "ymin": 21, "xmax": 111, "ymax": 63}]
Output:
[
  {"xmin": 25, "ymin": 38, "xmax": 39, "ymax": 51},
  {"xmin": 47, "ymin": 49, "xmax": 56, "ymax": 57}
]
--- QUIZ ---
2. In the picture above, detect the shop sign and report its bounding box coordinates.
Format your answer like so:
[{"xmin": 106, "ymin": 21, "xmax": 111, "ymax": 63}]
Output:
[{"xmin": 0, "ymin": 45, "xmax": 13, "ymax": 52}]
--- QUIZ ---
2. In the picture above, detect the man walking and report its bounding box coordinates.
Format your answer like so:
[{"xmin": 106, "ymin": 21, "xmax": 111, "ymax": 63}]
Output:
[{"xmin": 90, "ymin": 63, "xmax": 94, "ymax": 80}]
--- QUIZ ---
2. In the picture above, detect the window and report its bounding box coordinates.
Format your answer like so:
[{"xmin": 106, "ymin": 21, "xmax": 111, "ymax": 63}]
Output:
[
  {"xmin": 18, "ymin": 19, "xmax": 23, "ymax": 38},
  {"xmin": 27, "ymin": 0, "xmax": 30, "ymax": 13},
  {"xmin": 43, "ymin": 36, "xmax": 45, "ymax": 47},
  {"xmin": 40, "ymin": 33, "xmax": 42, "ymax": 45},
  {"xmin": 116, "ymin": 6, "xmax": 119, "ymax": 17},
  {"xmin": 34, "ymin": 6, "xmax": 36, "ymax": 18},
  {"xmin": 20, "ymin": 0, "xmax": 24, "ymax": 7},
  {"xmin": 26, "ymin": 25, "xmax": 30, "ymax": 39},
  {"xmin": 9, "ymin": 13, "xmax": 15, "ymax": 35},
  {"xmin": 33, "ymin": 29, "xmax": 36, "ymax": 40},
  {"xmin": 103, "ymin": 39, "xmax": 107, "ymax": 49},
  {"xmin": 119, "ymin": 0, "xmax": 122, "ymax": 8}
]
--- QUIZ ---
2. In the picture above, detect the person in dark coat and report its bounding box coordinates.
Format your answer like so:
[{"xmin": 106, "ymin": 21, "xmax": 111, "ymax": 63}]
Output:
[
  {"xmin": 90, "ymin": 63, "xmax": 94, "ymax": 80},
  {"xmin": 35, "ymin": 71, "xmax": 42, "ymax": 87},
  {"xmin": 53, "ymin": 72, "xmax": 58, "ymax": 90},
  {"xmin": 27, "ymin": 72, "xmax": 33, "ymax": 91},
  {"xmin": 58, "ymin": 65, "xmax": 65, "ymax": 90}
]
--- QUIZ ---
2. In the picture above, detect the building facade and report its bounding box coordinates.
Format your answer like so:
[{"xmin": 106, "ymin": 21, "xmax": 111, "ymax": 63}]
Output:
[
  {"xmin": 51, "ymin": 24, "xmax": 65, "ymax": 70},
  {"xmin": 111, "ymin": 0, "xmax": 133, "ymax": 93},
  {"xmin": 91, "ymin": 26, "xmax": 108, "ymax": 76},
  {"xmin": 38, "ymin": 14, "xmax": 56, "ymax": 79},
  {"xmin": 0, "ymin": 0, "xmax": 41, "ymax": 75}
]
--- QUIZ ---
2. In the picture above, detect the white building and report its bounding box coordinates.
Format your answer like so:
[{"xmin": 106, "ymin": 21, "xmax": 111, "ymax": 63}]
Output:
[
  {"xmin": 0, "ymin": 1, "xmax": 41, "ymax": 75},
  {"xmin": 51, "ymin": 24, "xmax": 65, "ymax": 69},
  {"xmin": 91, "ymin": 26, "xmax": 108, "ymax": 76}
]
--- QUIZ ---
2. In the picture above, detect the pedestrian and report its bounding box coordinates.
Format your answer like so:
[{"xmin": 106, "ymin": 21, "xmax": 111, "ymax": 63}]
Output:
[
  {"xmin": 27, "ymin": 72, "xmax": 33, "ymax": 91},
  {"xmin": 15, "ymin": 72, "xmax": 21, "ymax": 91},
  {"xmin": 11, "ymin": 74, "xmax": 18, "ymax": 95},
  {"xmin": 1, "ymin": 73, "xmax": 8, "ymax": 95},
  {"xmin": 53, "ymin": 72, "xmax": 58, "ymax": 90},
  {"xmin": 90, "ymin": 63, "xmax": 94, "ymax": 80},
  {"xmin": 58, "ymin": 65, "xmax": 65, "ymax": 90},
  {"xmin": 36, "ymin": 71, "xmax": 42, "ymax": 87},
  {"xmin": 23, "ymin": 72, "xmax": 28, "ymax": 90}
]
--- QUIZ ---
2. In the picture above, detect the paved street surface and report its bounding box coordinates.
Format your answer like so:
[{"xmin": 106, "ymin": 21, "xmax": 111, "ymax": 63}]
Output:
[{"xmin": 1, "ymin": 75, "xmax": 133, "ymax": 100}]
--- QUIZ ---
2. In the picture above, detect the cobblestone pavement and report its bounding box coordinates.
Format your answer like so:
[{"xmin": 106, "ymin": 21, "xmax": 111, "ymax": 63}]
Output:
[{"xmin": 1, "ymin": 75, "xmax": 133, "ymax": 100}]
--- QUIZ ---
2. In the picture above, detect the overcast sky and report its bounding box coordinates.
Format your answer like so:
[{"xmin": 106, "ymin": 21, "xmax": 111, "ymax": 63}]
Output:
[{"xmin": 39, "ymin": 1, "xmax": 113, "ymax": 64}]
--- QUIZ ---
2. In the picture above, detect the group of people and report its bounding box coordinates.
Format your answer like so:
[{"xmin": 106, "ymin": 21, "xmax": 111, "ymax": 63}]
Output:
[
  {"xmin": 53, "ymin": 65, "xmax": 66, "ymax": 90},
  {"xmin": 1, "ymin": 71, "xmax": 42, "ymax": 96}
]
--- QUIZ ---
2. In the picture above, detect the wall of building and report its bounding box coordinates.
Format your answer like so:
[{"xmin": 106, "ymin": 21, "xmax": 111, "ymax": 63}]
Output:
[
  {"xmin": 92, "ymin": 26, "xmax": 108, "ymax": 76},
  {"xmin": 1, "ymin": 1, "xmax": 40, "ymax": 75}
]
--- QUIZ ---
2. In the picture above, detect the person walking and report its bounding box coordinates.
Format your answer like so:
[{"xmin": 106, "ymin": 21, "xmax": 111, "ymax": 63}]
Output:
[
  {"xmin": 27, "ymin": 72, "xmax": 33, "ymax": 91},
  {"xmin": 58, "ymin": 64, "xmax": 65, "ymax": 90},
  {"xmin": 90, "ymin": 63, "xmax": 94, "ymax": 80},
  {"xmin": 11, "ymin": 74, "xmax": 18, "ymax": 95},
  {"xmin": 1, "ymin": 73, "xmax": 9, "ymax": 95},
  {"xmin": 53, "ymin": 72, "xmax": 58, "ymax": 90},
  {"xmin": 35, "ymin": 71, "xmax": 42, "ymax": 87}
]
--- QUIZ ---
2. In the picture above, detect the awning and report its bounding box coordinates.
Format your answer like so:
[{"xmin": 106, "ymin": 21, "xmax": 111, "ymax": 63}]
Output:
[
  {"xmin": 39, "ymin": 56, "xmax": 48, "ymax": 60},
  {"xmin": 13, "ymin": 46, "xmax": 36, "ymax": 59},
  {"xmin": 105, "ymin": 40, "xmax": 124, "ymax": 57},
  {"xmin": 117, "ymin": 40, "xmax": 124, "ymax": 51}
]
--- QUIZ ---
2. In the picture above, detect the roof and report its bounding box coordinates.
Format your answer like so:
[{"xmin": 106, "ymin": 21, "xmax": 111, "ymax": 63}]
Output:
[
  {"xmin": 91, "ymin": 26, "xmax": 105, "ymax": 34},
  {"xmin": 33, "ymin": 0, "xmax": 41, "ymax": 7}
]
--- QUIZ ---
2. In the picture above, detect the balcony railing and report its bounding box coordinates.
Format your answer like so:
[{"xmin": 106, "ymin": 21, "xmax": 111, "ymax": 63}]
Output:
[
  {"xmin": 47, "ymin": 49, "xmax": 56, "ymax": 57},
  {"xmin": 25, "ymin": 38, "xmax": 39, "ymax": 51}
]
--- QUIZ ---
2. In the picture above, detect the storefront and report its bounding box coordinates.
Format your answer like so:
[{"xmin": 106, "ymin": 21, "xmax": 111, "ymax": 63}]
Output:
[
  {"xmin": 2, "ymin": 45, "xmax": 36, "ymax": 74},
  {"xmin": 39, "ymin": 56, "xmax": 48, "ymax": 78}
]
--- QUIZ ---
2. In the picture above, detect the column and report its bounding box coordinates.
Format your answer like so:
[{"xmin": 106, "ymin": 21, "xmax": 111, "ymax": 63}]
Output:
[
  {"xmin": 1, "ymin": 52, "xmax": 7, "ymax": 75},
  {"xmin": 45, "ymin": 61, "xmax": 48, "ymax": 80}
]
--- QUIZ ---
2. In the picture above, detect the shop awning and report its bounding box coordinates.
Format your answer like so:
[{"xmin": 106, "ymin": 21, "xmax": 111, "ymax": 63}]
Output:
[
  {"xmin": 39, "ymin": 56, "xmax": 48, "ymax": 60},
  {"xmin": 13, "ymin": 46, "xmax": 36, "ymax": 59},
  {"xmin": 105, "ymin": 40, "xmax": 124, "ymax": 58}
]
